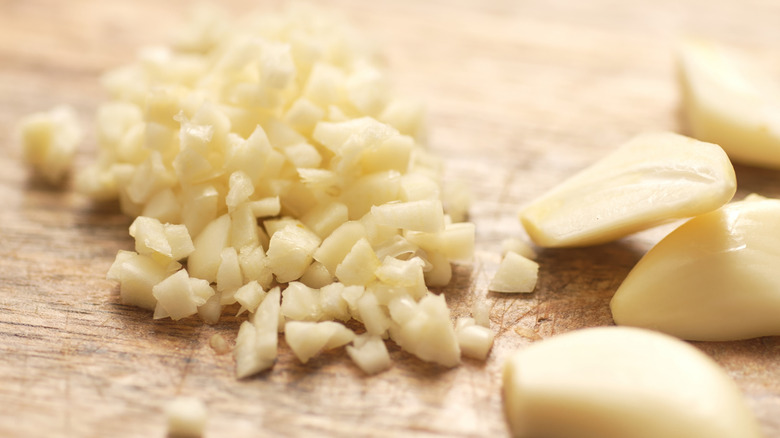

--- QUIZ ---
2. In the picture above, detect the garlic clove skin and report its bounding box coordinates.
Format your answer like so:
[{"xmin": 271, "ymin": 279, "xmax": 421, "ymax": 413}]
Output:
[
  {"xmin": 503, "ymin": 326, "xmax": 763, "ymax": 438},
  {"xmin": 677, "ymin": 38, "xmax": 780, "ymax": 169},
  {"xmin": 520, "ymin": 132, "xmax": 736, "ymax": 248},
  {"xmin": 611, "ymin": 196, "xmax": 780, "ymax": 341}
]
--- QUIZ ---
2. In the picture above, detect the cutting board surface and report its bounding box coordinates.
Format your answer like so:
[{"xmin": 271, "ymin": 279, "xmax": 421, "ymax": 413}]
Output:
[{"xmin": 1, "ymin": 0, "xmax": 779, "ymax": 436}]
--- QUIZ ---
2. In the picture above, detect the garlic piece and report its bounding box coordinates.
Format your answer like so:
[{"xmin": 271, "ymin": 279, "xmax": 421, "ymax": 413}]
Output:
[
  {"xmin": 392, "ymin": 293, "xmax": 460, "ymax": 367},
  {"xmin": 346, "ymin": 334, "xmax": 391, "ymax": 374},
  {"xmin": 235, "ymin": 287, "xmax": 281, "ymax": 378},
  {"xmin": 19, "ymin": 105, "xmax": 82, "ymax": 184},
  {"xmin": 520, "ymin": 132, "xmax": 736, "ymax": 247},
  {"xmin": 165, "ymin": 396, "xmax": 207, "ymax": 438},
  {"xmin": 611, "ymin": 196, "xmax": 780, "ymax": 340},
  {"xmin": 284, "ymin": 321, "xmax": 355, "ymax": 364},
  {"xmin": 455, "ymin": 317, "xmax": 494, "ymax": 360},
  {"xmin": 503, "ymin": 326, "xmax": 763, "ymax": 438},
  {"xmin": 489, "ymin": 251, "xmax": 539, "ymax": 293},
  {"xmin": 677, "ymin": 38, "xmax": 780, "ymax": 169}
]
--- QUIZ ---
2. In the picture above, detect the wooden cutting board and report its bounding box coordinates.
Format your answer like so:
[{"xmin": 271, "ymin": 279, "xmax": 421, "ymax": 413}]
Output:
[{"xmin": 1, "ymin": 0, "xmax": 779, "ymax": 436}]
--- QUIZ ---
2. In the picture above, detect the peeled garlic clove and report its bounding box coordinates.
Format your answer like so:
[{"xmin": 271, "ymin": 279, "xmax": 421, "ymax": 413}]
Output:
[
  {"xmin": 503, "ymin": 326, "xmax": 763, "ymax": 438},
  {"xmin": 611, "ymin": 196, "xmax": 780, "ymax": 340},
  {"xmin": 520, "ymin": 132, "xmax": 736, "ymax": 247},
  {"xmin": 677, "ymin": 38, "xmax": 780, "ymax": 169}
]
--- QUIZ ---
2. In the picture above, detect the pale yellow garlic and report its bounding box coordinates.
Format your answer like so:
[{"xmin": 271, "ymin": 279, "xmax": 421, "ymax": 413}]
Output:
[
  {"xmin": 281, "ymin": 282, "xmax": 323, "ymax": 322},
  {"xmin": 284, "ymin": 321, "xmax": 355, "ymax": 364},
  {"xmin": 249, "ymin": 196, "xmax": 282, "ymax": 219},
  {"xmin": 229, "ymin": 204, "xmax": 260, "ymax": 251},
  {"xmin": 313, "ymin": 221, "xmax": 367, "ymax": 274},
  {"xmin": 237, "ymin": 245, "xmax": 273, "ymax": 289},
  {"xmin": 216, "ymin": 247, "xmax": 242, "ymax": 304},
  {"xmin": 405, "ymin": 222, "xmax": 475, "ymax": 261},
  {"xmin": 235, "ymin": 287, "xmax": 280, "ymax": 378},
  {"xmin": 300, "ymin": 202, "xmax": 350, "ymax": 239},
  {"xmin": 208, "ymin": 333, "xmax": 231, "ymax": 355},
  {"xmin": 421, "ymin": 250, "xmax": 452, "ymax": 287},
  {"xmin": 520, "ymin": 132, "xmax": 736, "ymax": 247},
  {"xmin": 357, "ymin": 292, "xmax": 391, "ymax": 336},
  {"xmin": 19, "ymin": 105, "xmax": 82, "ymax": 184},
  {"xmin": 371, "ymin": 199, "xmax": 445, "ymax": 233},
  {"xmin": 340, "ymin": 171, "xmax": 402, "ymax": 219},
  {"xmin": 153, "ymin": 269, "xmax": 213, "ymax": 320},
  {"xmin": 500, "ymin": 237, "xmax": 537, "ymax": 260},
  {"xmin": 298, "ymin": 261, "xmax": 334, "ymax": 289},
  {"xmin": 233, "ymin": 281, "xmax": 266, "ymax": 315},
  {"xmin": 678, "ymin": 38, "xmax": 780, "ymax": 169},
  {"xmin": 503, "ymin": 326, "xmax": 763, "ymax": 438},
  {"xmin": 142, "ymin": 189, "xmax": 180, "ymax": 224},
  {"xmin": 81, "ymin": 4, "xmax": 480, "ymax": 377},
  {"xmin": 129, "ymin": 217, "xmax": 195, "ymax": 262},
  {"xmin": 392, "ymin": 293, "xmax": 460, "ymax": 367},
  {"xmin": 489, "ymin": 251, "xmax": 539, "ymax": 293},
  {"xmin": 335, "ymin": 238, "xmax": 380, "ymax": 286},
  {"xmin": 360, "ymin": 135, "xmax": 414, "ymax": 175},
  {"xmin": 318, "ymin": 283, "xmax": 351, "ymax": 322},
  {"xmin": 611, "ymin": 196, "xmax": 780, "ymax": 340},
  {"xmin": 455, "ymin": 317, "xmax": 494, "ymax": 360},
  {"xmin": 188, "ymin": 214, "xmax": 231, "ymax": 282},
  {"xmin": 265, "ymin": 224, "xmax": 321, "ymax": 283},
  {"xmin": 165, "ymin": 396, "xmax": 207, "ymax": 438},
  {"xmin": 112, "ymin": 252, "xmax": 181, "ymax": 310},
  {"xmin": 346, "ymin": 334, "xmax": 391, "ymax": 375},
  {"xmin": 197, "ymin": 293, "xmax": 223, "ymax": 325}
]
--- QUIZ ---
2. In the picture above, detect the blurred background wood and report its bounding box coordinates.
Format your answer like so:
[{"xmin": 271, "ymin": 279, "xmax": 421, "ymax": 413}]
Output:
[{"xmin": 1, "ymin": 0, "xmax": 779, "ymax": 436}]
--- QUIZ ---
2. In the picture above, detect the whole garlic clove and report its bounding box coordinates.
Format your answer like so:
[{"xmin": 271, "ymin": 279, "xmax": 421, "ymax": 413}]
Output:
[
  {"xmin": 677, "ymin": 38, "xmax": 780, "ymax": 169},
  {"xmin": 503, "ymin": 326, "xmax": 763, "ymax": 438},
  {"xmin": 520, "ymin": 132, "xmax": 736, "ymax": 248},
  {"xmin": 611, "ymin": 196, "xmax": 780, "ymax": 341}
]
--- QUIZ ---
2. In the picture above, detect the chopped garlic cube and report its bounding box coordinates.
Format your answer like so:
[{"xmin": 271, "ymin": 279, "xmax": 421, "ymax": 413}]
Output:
[
  {"xmin": 284, "ymin": 321, "xmax": 355, "ymax": 364},
  {"xmin": 500, "ymin": 237, "xmax": 537, "ymax": 260},
  {"xmin": 165, "ymin": 396, "xmax": 207, "ymax": 438},
  {"xmin": 393, "ymin": 293, "xmax": 460, "ymax": 367},
  {"xmin": 216, "ymin": 247, "xmax": 242, "ymax": 303},
  {"xmin": 489, "ymin": 251, "xmax": 539, "ymax": 293},
  {"xmin": 357, "ymin": 292, "xmax": 391, "ymax": 336},
  {"xmin": 188, "ymin": 214, "xmax": 231, "ymax": 282},
  {"xmin": 313, "ymin": 221, "xmax": 367, "ymax": 274},
  {"xmin": 346, "ymin": 334, "xmax": 391, "ymax": 374},
  {"xmin": 455, "ymin": 317, "xmax": 495, "ymax": 360},
  {"xmin": 233, "ymin": 281, "xmax": 266, "ymax": 315},
  {"xmin": 116, "ymin": 252, "xmax": 180, "ymax": 310},
  {"xmin": 298, "ymin": 261, "xmax": 333, "ymax": 289},
  {"xmin": 235, "ymin": 287, "xmax": 280, "ymax": 378},
  {"xmin": 266, "ymin": 224, "xmax": 321, "ymax": 283},
  {"xmin": 208, "ymin": 333, "xmax": 231, "ymax": 355},
  {"xmin": 421, "ymin": 250, "xmax": 452, "ymax": 287},
  {"xmin": 335, "ymin": 238, "xmax": 380, "ymax": 286},
  {"xmin": 281, "ymin": 282, "xmax": 322, "ymax": 322},
  {"xmin": 318, "ymin": 283, "xmax": 351, "ymax": 322},
  {"xmin": 405, "ymin": 222, "xmax": 475, "ymax": 262},
  {"xmin": 238, "ymin": 245, "xmax": 273, "ymax": 289},
  {"xmin": 19, "ymin": 105, "xmax": 82, "ymax": 184},
  {"xmin": 371, "ymin": 199, "xmax": 445, "ymax": 233},
  {"xmin": 153, "ymin": 269, "xmax": 213, "ymax": 320}
]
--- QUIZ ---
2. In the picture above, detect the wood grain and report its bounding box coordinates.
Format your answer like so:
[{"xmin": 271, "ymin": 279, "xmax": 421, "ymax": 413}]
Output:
[{"xmin": 1, "ymin": 0, "xmax": 779, "ymax": 436}]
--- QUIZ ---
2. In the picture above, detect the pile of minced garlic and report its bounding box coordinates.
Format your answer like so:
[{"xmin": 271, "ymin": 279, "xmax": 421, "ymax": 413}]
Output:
[{"xmin": 62, "ymin": 4, "xmax": 504, "ymax": 376}]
